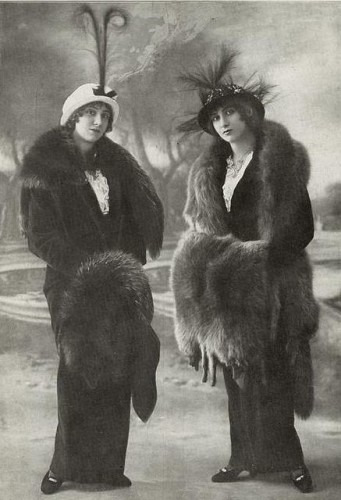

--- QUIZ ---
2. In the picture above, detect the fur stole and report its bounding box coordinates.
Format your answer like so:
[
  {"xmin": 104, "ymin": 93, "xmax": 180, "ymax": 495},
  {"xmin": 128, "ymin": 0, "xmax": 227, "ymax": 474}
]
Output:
[
  {"xmin": 58, "ymin": 250, "xmax": 160, "ymax": 423},
  {"xmin": 184, "ymin": 120, "xmax": 311, "ymax": 241},
  {"xmin": 171, "ymin": 231, "xmax": 319, "ymax": 419},
  {"xmin": 20, "ymin": 128, "xmax": 163, "ymax": 259},
  {"xmin": 175, "ymin": 120, "xmax": 318, "ymax": 418}
]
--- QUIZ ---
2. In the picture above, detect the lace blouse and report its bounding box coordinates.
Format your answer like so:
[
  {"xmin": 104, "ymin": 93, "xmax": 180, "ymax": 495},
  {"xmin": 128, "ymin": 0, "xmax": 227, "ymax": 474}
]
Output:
[
  {"xmin": 85, "ymin": 169, "xmax": 110, "ymax": 215},
  {"xmin": 222, "ymin": 152, "xmax": 253, "ymax": 212}
]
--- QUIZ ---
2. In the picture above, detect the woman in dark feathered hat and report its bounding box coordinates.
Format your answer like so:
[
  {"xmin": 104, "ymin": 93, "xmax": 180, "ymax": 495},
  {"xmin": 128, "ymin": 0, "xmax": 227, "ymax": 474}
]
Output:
[
  {"xmin": 171, "ymin": 46, "xmax": 318, "ymax": 493},
  {"xmin": 20, "ymin": 80, "xmax": 163, "ymax": 494}
]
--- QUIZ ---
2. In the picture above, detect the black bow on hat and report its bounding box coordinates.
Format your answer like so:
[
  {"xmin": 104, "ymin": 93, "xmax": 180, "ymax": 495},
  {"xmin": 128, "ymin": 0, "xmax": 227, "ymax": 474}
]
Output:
[{"xmin": 93, "ymin": 85, "xmax": 117, "ymax": 99}]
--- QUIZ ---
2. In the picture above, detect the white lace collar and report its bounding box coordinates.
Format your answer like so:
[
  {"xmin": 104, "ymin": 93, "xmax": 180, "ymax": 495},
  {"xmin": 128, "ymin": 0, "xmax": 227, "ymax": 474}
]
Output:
[
  {"xmin": 222, "ymin": 152, "xmax": 253, "ymax": 212},
  {"xmin": 85, "ymin": 169, "xmax": 110, "ymax": 215}
]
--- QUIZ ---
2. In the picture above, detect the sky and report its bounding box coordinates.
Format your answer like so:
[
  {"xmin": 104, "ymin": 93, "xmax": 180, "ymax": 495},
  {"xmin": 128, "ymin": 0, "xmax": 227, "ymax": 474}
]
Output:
[
  {"xmin": 203, "ymin": 1, "xmax": 341, "ymax": 199},
  {"xmin": 0, "ymin": 0, "xmax": 340, "ymax": 198}
]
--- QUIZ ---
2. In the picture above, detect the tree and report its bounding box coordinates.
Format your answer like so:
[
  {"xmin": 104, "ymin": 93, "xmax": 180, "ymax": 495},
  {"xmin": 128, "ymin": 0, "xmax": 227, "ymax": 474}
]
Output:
[
  {"xmin": 107, "ymin": 5, "xmax": 218, "ymax": 230},
  {"xmin": 0, "ymin": 140, "xmax": 27, "ymax": 241},
  {"xmin": 0, "ymin": 171, "xmax": 10, "ymax": 239},
  {"xmin": 0, "ymin": 2, "xmax": 222, "ymax": 238},
  {"xmin": 311, "ymin": 182, "xmax": 341, "ymax": 231},
  {"xmin": 325, "ymin": 183, "xmax": 341, "ymax": 217},
  {"xmin": 0, "ymin": 3, "xmax": 79, "ymax": 241}
]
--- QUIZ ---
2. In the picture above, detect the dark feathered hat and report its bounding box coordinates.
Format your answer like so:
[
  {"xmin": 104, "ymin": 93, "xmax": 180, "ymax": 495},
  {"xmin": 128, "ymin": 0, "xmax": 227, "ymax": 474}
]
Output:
[{"xmin": 178, "ymin": 45, "xmax": 273, "ymax": 135}]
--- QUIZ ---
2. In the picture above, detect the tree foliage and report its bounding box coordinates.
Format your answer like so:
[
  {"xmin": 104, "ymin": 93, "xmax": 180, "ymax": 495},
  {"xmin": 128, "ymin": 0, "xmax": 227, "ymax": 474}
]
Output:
[
  {"xmin": 0, "ymin": 2, "xmax": 220, "ymax": 238},
  {"xmin": 324, "ymin": 183, "xmax": 341, "ymax": 216}
]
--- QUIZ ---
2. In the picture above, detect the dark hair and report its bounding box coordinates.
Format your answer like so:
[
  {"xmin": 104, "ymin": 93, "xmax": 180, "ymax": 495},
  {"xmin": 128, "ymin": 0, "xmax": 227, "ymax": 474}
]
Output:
[
  {"xmin": 63, "ymin": 101, "xmax": 113, "ymax": 134},
  {"xmin": 205, "ymin": 95, "xmax": 264, "ymax": 137}
]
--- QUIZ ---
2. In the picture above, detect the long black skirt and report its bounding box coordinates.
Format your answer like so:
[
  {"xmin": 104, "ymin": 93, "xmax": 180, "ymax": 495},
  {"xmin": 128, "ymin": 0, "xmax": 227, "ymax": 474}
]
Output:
[
  {"xmin": 44, "ymin": 273, "xmax": 131, "ymax": 483},
  {"xmin": 223, "ymin": 352, "xmax": 305, "ymax": 473},
  {"xmin": 50, "ymin": 362, "xmax": 131, "ymax": 483}
]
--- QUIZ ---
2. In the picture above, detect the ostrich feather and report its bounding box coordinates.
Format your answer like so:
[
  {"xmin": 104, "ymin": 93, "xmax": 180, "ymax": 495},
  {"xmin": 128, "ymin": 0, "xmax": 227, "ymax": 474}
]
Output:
[
  {"xmin": 179, "ymin": 46, "xmax": 238, "ymax": 91},
  {"xmin": 75, "ymin": 4, "xmax": 129, "ymax": 87},
  {"xmin": 176, "ymin": 45, "xmax": 275, "ymax": 136},
  {"xmin": 244, "ymin": 78, "xmax": 277, "ymax": 105}
]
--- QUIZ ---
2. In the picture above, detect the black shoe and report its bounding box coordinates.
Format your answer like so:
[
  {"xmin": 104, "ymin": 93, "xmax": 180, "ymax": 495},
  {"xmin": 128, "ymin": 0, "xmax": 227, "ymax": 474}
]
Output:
[
  {"xmin": 291, "ymin": 465, "xmax": 313, "ymax": 493},
  {"xmin": 41, "ymin": 471, "xmax": 63, "ymax": 495},
  {"xmin": 249, "ymin": 463, "xmax": 258, "ymax": 478},
  {"xmin": 211, "ymin": 465, "xmax": 243, "ymax": 482},
  {"xmin": 112, "ymin": 474, "xmax": 132, "ymax": 488}
]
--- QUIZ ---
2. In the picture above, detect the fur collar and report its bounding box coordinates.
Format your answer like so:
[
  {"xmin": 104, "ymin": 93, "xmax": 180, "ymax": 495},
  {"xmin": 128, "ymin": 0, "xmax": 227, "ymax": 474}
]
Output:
[
  {"xmin": 184, "ymin": 120, "xmax": 311, "ymax": 239},
  {"xmin": 199, "ymin": 120, "xmax": 310, "ymax": 184},
  {"xmin": 20, "ymin": 127, "xmax": 164, "ymax": 260},
  {"xmin": 20, "ymin": 127, "xmax": 128, "ymax": 190}
]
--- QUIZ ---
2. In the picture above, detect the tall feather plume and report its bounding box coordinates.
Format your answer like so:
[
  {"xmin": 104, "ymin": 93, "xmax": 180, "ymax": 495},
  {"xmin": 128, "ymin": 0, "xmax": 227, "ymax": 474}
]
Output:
[
  {"xmin": 179, "ymin": 45, "xmax": 238, "ymax": 93},
  {"xmin": 75, "ymin": 4, "xmax": 129, "ymax": 87},
  {"xmin": 177, "ymin": 45, "xmax": 238, "ymax": 135},
  {"xmin": 244, "ymin": 77, "xmax": 277, "ymax": 105},
  {"xmin": 176, "ymin": 45, "xmax": 275, "ymax": 136}
]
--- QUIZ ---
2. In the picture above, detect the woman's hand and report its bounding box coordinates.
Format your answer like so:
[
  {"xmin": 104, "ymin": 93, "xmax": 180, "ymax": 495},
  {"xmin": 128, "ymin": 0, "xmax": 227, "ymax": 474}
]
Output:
[
  {"xmin": 188, "ymin": 345, "xmax": 217, "ymax": 385},
  {"xmin": 188, "ymin": 346, "xmax": 201, "ymax": 371},
  {"xmin": 196, "ymin": 345, "xmax": 218, "ymax": 387}
]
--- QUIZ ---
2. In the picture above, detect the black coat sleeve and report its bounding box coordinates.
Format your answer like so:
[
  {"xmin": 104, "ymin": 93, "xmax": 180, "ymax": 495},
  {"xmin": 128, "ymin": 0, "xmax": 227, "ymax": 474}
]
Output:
[
  {"xmin": 267, "ymin": 139, "xmax": 315, "ymax": 266},
  {"xmin": 23, "ymin": 187, "xmax": 88, "ymax": 276},
  {"xmin": 120, "ymin": 150, "xmax": 164, "ymax": 260},
  {"xmin": 268, "ymin": 184, "xmax": 314, "ymax": 266}
]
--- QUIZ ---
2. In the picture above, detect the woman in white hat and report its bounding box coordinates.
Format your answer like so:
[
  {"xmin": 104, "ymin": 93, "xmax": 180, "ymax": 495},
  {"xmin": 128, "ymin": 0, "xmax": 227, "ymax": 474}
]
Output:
[{"xmin": 20, "ymin": 83, "xmax": 163, "ymax": 494}]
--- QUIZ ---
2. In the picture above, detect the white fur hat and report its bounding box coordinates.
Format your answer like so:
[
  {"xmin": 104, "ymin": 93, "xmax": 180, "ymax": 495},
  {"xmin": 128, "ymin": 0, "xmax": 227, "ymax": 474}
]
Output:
[{"xmin": 60, "ymin": 83, "xmax": 119, "ymax": 126}]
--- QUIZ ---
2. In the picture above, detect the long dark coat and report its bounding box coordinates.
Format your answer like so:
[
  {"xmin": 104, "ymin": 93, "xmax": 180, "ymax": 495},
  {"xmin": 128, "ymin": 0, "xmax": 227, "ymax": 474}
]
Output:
[
  {"xmin": 171, "ymin": 120, "xmax": 319, "ymax": 473},
  {"xmin": 20, "ymin": 128, "xmax": 164, "ymax": 482}
]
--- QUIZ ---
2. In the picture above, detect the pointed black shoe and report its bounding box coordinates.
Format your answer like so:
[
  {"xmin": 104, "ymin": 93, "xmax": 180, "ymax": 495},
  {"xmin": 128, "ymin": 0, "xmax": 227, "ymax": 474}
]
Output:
[
  {"xmin": 291, "ymin": 465, "xmax": 313, "ymax": 493},
  {"xmin": 41, "ymin": 471, "xmax": 63, "ymax": 495},
  {"xmin": 211, "ymin": 465, "xmax": 244, "ymax": 482},
  {"xmin": 112, "ymin": 474, "xmax": 132, "ymax": 488}
]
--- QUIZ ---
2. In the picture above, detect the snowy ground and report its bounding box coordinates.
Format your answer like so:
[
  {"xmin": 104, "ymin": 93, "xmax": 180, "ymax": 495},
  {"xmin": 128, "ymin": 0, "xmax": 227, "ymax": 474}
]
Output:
[{"xmin": 0, "ymin": 233, "xmax": 341, "ymax": 499}]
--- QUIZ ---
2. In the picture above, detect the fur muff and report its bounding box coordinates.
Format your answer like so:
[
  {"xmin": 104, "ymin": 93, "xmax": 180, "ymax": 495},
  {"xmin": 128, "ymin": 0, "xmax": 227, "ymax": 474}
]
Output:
[
  {"xmin": 171, "ymin": 231, "xmax": 271, "ymax": 368},
  {"xmin": 171, "ymin": 231, "xmax": 318, "ymax": 418},
  {"xmin": 58, "ymin": 250, "xmax": 160, "ymax": 422}
]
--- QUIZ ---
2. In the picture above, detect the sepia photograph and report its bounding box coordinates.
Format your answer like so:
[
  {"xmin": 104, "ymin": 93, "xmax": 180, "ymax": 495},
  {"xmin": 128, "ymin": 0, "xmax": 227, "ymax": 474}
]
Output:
[{"xmin": 0, "ymin": 1, "xmax": 340, "ymax": 499}]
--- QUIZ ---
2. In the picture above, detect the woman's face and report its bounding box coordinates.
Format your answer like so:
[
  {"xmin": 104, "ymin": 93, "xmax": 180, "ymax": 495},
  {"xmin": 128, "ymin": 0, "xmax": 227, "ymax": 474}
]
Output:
[
  {"xmin": 73, "ymin": 103, "xmax": 111, "ymax": 145},
  {"xmin": 210, "ymin": 104, "xmax": 249, "ymax": 144}
]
